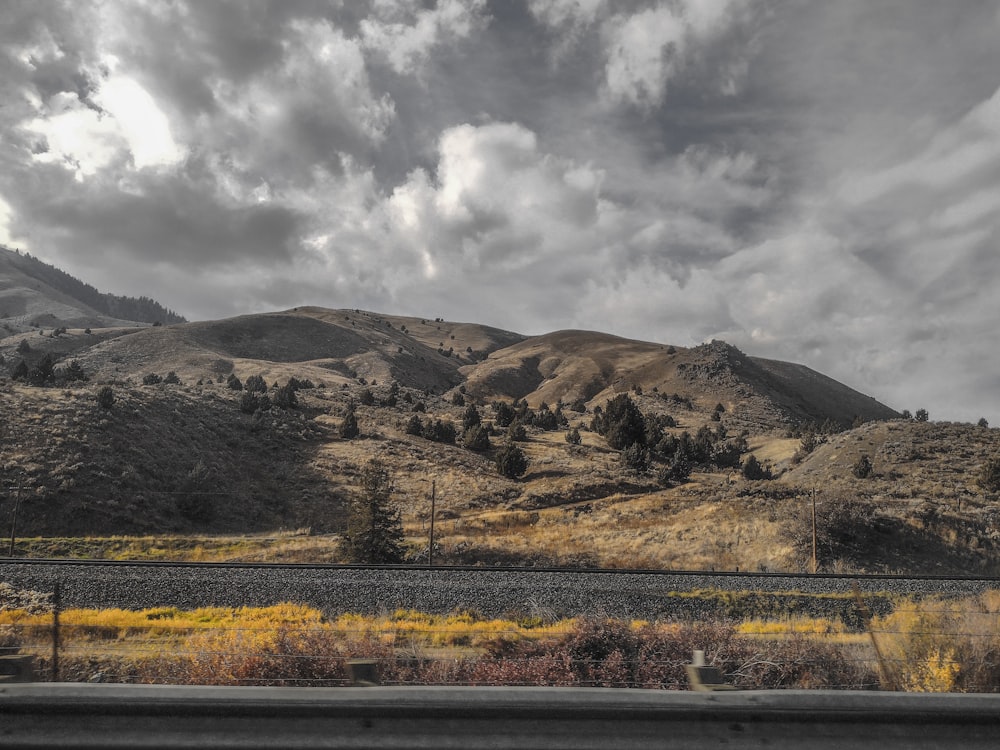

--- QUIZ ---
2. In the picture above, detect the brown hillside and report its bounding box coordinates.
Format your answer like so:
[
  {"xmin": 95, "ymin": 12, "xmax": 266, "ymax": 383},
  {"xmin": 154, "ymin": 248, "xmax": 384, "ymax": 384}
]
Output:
[
  {"xmin": 0, "ymin": 253, "xmax": 107, "ymax": 332},
  {"xmin": 0, "ymin": 247, "xmax": 143, "ymax": 332},
  {"xmin": 35, "ymin": 308, "xmax": 525, "ymax": 395},
  {"xmin": 461, "ymin": 333, "xmax": 897, "ymax": 430}
]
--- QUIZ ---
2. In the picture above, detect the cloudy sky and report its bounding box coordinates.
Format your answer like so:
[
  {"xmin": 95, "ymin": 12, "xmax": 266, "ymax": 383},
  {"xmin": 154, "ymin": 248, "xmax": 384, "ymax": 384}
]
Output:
[{"xmin": 2, "ymin": 1, "xmax": 999, "ymax": 422}]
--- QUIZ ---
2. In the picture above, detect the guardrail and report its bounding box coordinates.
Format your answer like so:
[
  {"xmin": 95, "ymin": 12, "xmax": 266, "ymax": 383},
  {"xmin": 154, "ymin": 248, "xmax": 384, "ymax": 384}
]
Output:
[{"xmin": 2, "ymin": 685, "xmax": 999, "ymax": 749}]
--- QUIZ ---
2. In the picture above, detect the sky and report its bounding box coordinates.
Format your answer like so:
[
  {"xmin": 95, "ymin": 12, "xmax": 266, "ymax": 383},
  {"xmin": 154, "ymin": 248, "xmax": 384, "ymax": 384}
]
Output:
[{"xmin": 1, "ymin": 1, "xmax": 999, "ymax": 423}]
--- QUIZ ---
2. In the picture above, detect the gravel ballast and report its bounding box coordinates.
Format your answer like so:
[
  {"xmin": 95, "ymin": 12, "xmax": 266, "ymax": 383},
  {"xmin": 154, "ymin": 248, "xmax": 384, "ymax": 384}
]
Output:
[{"xmin": 1, "ymin": 562, "xmax": 996, "ymax": 620}]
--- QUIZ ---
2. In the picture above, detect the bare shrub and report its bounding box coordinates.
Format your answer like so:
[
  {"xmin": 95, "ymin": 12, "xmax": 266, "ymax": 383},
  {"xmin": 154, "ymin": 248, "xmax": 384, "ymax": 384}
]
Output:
[{"xmin": 783, "ymin": 491, "xmax": 880, "ymax": 569}]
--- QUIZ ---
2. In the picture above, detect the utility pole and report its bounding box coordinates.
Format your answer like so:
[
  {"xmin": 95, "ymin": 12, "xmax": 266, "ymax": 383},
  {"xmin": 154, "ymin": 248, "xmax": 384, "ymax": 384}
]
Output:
[
  {"xmin": 811, "ymin": 489, "xmax": 818, "ymax": 575},
  {"xmin": 428, "ymin": 480, "xmax": 436, "ymax": 566},
  {"xmin": 8, "ymin": 479, "xmax": 23, "ymax": 558}
]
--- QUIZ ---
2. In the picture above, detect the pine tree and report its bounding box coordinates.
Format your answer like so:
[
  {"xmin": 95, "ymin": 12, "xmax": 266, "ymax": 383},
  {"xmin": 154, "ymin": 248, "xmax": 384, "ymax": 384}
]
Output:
[
  {"xmin": 978, "ymin": 457, "xmax": 1000, "ymax": 493},
  {"xmin": 28, "ymin": 353, "xmax": 56, "ymax": 386},
  {"xmin": 96, "ymin": 386, "xmax": 115, "ymax": 410},
  {"xmin": 595, "ymin": 394, "xmax": 646, "ymax": 450},
  {"xmin": 405, "ymin": 414, "xmax": 423, "ymax": 436},
  {"xmin": 496, "ymin": 441, "xmax": 528, "ymax": 479},
  {"xmin": 61, "ymin": 360, "xmax": 88, "ymax": 382},
  {"xmin": 852, "ymin": 454, "xmax": 873, "ymax": 479},
  {"xmin": 340, "ymin": 406, "xmax": 360, "ymax": 439},
  {"xmin": 462, "ymin": 403, "xmax": 481, "ymax": 432},
  {"xmin": 273, "ymin": 384, "xmax": 298, "ymax": 409},
  {"xmin": 742, "ymin": 454, "xmax": 772, "ymax": 480},
  {"xmin": 244, "ymin": 374, "xmax": 267, "ymax": 393},
  {"xmin": 462, "ymin": 424, "xmax": 491, "ymax": 452},
  {"xmin": 341, "ymin": 459, "xmax": 404, "ymax": 564}
]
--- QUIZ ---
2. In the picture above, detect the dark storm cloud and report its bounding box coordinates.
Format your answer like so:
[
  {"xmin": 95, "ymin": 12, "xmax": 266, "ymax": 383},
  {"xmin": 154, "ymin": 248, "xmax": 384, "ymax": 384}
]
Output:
[{"xmin": 17, "ymin": 162, "xmax": 304, "ymax": 266}]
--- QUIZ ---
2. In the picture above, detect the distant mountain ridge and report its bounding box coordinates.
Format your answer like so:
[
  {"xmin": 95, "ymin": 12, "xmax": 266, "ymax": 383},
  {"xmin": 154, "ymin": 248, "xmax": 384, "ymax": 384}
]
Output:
[{"xmin": 0, "ymin": 244, "xmax": 185, "ymax": 328}]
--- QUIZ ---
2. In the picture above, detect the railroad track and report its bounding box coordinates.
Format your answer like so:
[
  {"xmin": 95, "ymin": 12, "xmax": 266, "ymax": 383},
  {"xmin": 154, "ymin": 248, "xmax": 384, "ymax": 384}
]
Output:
[{"xmin": 2, "ymin": 559, "xmax": 998, "ymax": 618}]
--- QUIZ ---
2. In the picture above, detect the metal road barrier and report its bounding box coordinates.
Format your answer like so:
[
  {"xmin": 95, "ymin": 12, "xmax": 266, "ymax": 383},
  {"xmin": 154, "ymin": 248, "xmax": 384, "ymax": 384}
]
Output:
[{"xmin": 2, "ymin": 685, "xmax": 1000, "ymax": 749}]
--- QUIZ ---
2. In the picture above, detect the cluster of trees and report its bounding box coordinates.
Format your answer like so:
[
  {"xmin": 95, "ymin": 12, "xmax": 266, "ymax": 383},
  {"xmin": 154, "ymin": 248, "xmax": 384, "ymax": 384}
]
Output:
[
  {"xmin": 405, "ymin": 414, "xmax": 457, "ymax": 444},
  {"xmin": 589, "ymin": 394, "xmax": 756, "ymax": 484},
  {"xmin": 222, "ymin": 373, "xmax": 317, "ymax": 415},
  {"xmin": 492, "ymin": 399, "xmax": 568, "ymax": 432},
  {"xmin": 11, "ymin": 353, "xmax": 88, "ymax": 387},
  {"xmin": 405, "ymin": 401, "xmax": 528, "ymax": 478},
  {"xmin": 142, "ymin": 371, "xmax": 182, "ymax": 385}
]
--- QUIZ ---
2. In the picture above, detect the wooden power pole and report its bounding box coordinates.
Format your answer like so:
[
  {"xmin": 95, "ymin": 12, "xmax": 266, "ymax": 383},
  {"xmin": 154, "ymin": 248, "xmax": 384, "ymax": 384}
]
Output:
[{"xmin": 428, "ymin": 480, "xmax": 436, "ymax": 566}]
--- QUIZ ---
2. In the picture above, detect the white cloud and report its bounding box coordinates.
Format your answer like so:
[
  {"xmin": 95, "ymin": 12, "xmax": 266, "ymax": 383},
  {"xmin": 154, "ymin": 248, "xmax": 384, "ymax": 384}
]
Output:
[
  {"xmin": 22, "ymin": 92, "xmax": 124, "ymax": 179},
  {"xmin": 92, "ymin": 74, "xmax": 185, "ymax": 169},
  {"xmin": 603, "ymin": 6, "xmax": 686, "ymax": 110},
  {"xmin": 387, "ymin": 121, "xmax": 604, "ymax": 274},
  {"xmin": 600, "ymin": 0, "xmax": 744, "ymax": 109},
  {"xmin": 361, "ymin": 0, "xmax": 488, "ymax": 75}
]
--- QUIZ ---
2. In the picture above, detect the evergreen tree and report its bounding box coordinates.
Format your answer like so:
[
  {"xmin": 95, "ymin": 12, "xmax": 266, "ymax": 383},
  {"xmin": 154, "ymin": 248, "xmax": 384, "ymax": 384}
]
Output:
[
  {"xmin": 61, "ymin": 360, "xmax": 88, "ymax": 382},
  {"xmin": 496, "ymin": 441, "xmax": 528, "ymax": 479},
  {"xmin": 595, "ymin": 393, "xmax": 646, "ymax": 450},
  {"xmin": 462, "ymin": 403, "xmax": 482, "ymax": 431},
  {"xmin": 620, "ymin": 443, "xmax": 650, "ymax": 472},
  {"xmin": 852, "ymin": 454, "xmax": 873, "ymax": 479},
  {"xmin": 658, "ymin": 450, "xmax": 692, "ymax": 486},
  {"xmin": 506, "ymin": 420, "xmax": 528, "ymax": 442},
  {"xmin": 341, "ymin": 459, "xmax": 404, "ymax": 564},
  {"xmin": 28, "ymin": 354, "xmax": 56, "ymax": 386},
  {"xmin": 493, "ymin": 401, "xmax": 516, "ymax": 427},
  {"xmin": 533, "ymin": 403, "xmax": 559, "ymax": 431},
  {"xmin": 427, "ymin": 419, "xmax": 456, "ymax": 444},
  {"xmin": 244, "ymin": 374, "xmax": 267, "ymax": 393},
  {"xmin": 405, "ymin": 414, "xmax": 424, "ymax": 436},
  {"xmin": 340, "ymin": 406, "xmax": 360, "ymax": 439},
  {"xmin": 240, "ymin": 391, "xmax": 270, "ymax": 414},
  {"xmin": 273, "ymin": 384, "xmax": 298, "ymax": 409},
  {"xmin": 742, "ymin": 454, "xmax": 772, "ymax": 480},
  {"xmin": 462, "ymin": 424, "xmax": 491, "ymax": 452},
  {"xmin": 96, "ymin": 386, "xmax": 115, "ymax": 410},
  {"xmin": 978, "ymin": 457, "xmax": 1000, "ymax": 493}
]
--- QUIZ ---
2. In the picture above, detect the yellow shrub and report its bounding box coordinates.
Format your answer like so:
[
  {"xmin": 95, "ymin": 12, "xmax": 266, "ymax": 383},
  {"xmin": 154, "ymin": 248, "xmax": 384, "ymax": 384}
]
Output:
[{"xmin": 872, "ymin": 594, "xmax": 1000, "ymax": 693}]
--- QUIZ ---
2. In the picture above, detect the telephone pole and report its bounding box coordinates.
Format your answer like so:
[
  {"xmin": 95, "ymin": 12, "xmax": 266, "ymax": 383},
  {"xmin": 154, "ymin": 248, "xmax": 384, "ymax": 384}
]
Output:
[
  {"xmin": 8, "ymin": 479, "xmax": 23, "ymax": 558},
  {"xmin": 811, "ymin": 490, "xmax": 818, "ymax": 574},
  {"xmin": 428, "ymin": 480, "xmax": 436, "ymax": 566}
]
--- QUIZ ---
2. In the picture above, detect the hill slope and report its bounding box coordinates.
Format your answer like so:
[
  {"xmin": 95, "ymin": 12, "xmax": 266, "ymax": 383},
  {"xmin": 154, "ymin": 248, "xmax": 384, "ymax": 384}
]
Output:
[
  {"xmin": 0, "ymin": 245, "xmax": 184, "ymax": 333},
  {"xmin": 462, "ymin": 334, "xmax": 897, "ymax": 430}
]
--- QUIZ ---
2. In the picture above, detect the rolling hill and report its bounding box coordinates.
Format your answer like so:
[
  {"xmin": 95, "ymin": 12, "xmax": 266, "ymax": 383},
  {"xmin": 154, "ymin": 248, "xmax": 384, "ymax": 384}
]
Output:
[{"xmin": 2, "ymin": 250, "xmax": 998, "ymax": 574}]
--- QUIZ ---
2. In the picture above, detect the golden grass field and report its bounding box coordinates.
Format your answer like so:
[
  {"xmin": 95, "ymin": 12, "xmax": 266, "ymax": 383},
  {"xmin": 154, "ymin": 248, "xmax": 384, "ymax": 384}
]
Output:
[{"xmin": 4, "ymin": 592, "xmax": 1000, "ymax": 692}]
